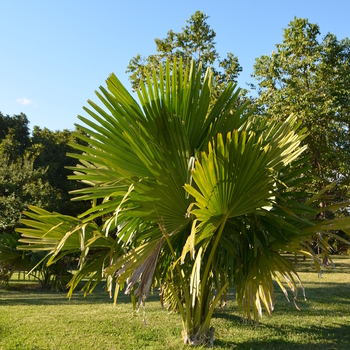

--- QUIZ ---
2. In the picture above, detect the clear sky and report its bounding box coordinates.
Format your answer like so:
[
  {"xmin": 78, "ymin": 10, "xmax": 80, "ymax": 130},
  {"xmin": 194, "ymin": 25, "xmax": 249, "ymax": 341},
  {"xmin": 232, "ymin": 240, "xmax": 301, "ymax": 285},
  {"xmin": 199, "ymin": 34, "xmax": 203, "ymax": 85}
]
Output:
[{"xmin": 1, "ymin": 0, "xmax": 349, "ymax": 132}]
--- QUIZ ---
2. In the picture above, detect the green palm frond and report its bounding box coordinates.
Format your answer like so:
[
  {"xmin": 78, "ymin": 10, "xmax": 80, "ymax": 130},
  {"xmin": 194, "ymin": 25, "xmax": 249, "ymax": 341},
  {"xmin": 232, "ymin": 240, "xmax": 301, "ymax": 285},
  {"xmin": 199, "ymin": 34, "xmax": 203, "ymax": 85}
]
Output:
[
  {"xmin": 67, "ymin": 58, "xmax": 244, "ymax": 234},
  {"xmin": 184, "ymin": 114, "xmax": 307, "ymax": 242},
  {"xmin": 16, "ymin": 205, "xmax": 118, "ymax": 296}
]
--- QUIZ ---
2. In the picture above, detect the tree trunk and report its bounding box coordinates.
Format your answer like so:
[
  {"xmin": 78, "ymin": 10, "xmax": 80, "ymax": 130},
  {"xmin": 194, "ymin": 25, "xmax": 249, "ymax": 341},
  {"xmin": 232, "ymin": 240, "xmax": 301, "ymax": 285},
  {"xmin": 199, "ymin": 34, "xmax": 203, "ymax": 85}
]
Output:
[{"xmin": 182, "ymin": 326, "xmax": 215, "ymax": 347}]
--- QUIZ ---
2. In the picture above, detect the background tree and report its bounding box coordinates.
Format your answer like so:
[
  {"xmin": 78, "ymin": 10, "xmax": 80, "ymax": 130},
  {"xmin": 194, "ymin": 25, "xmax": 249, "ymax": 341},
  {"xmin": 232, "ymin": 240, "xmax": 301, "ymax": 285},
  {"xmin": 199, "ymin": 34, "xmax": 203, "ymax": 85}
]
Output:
[
  {"xmin": 252, "ymin": 18, "xmax": 350, "ymax": 254},
  {"xmin": 0, "ymin": 155, "xmax": 58, "ymax": 233},
  {"xmin": 0, "ymin": 114, "xmax": 88, "ymax": 287},
  {"xmin": 31, "ymin": 126, "xmax": 90, "ymax": 216},
  {"xmin": 0, "ymin": 113, "xmax": 89, "ymax": 219},
  {"xmin": 0, "ymin": 152, "xmax": 64, "ymax": 287},
  {"xmin": 0, "ymin": 114, "xmax": 58, "ymax": 233},
  {"xmin": 126, "ymin": 11, "xmax": 245, "ymax": 100},
  {"xmin": 252, "ymin": 18, "xmax": 350, "ymax": 200},
  {"xmin": 0, "ymin": 112, "xmax": 30, "ymax": 161}
]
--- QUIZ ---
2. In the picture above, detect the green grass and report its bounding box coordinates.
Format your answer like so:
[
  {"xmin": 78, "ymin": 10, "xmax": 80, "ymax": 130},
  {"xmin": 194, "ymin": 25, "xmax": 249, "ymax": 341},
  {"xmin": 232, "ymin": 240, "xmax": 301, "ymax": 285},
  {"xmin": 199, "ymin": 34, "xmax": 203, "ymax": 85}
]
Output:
[{"xmin": 1, "ymin": 256, "xmax": 350, "ymax": 349}]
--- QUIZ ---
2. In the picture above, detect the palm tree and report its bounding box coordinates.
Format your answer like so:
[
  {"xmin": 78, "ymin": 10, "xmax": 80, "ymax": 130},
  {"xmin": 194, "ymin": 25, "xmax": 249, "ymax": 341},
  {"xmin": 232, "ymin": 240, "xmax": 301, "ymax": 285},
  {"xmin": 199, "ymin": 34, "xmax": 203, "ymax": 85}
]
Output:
[{"xmin": 17, "ymin": 59, "xmax": 350, "ymax": 346}]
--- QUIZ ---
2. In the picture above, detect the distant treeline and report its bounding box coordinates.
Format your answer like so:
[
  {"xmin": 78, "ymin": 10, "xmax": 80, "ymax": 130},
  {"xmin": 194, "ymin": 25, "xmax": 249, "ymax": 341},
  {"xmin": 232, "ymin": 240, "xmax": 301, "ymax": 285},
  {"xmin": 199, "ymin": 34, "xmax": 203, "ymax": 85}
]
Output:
[{"xmin": 0, "ymin": 112, "xmax": 90, "ymax": 234}]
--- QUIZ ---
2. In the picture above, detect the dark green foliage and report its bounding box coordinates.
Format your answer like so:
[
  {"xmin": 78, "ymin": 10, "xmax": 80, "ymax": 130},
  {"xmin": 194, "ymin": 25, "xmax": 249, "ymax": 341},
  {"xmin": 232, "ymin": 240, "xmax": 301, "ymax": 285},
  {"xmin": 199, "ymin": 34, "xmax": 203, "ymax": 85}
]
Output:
[
  {"xmin": 0, "ymin": 113, "xmax": 89, "ymax": 220},
  {"xmin": 0, "ymin": 155, "xmax": 58, "ymax": 232},
  {"xmin": 0, "ymin": 152, "xmax": 63, "ymax": 287},
  {"xmin": 31, "ymin": 126, "xmax": 90, "ymax": 216},
  {"xmin": 0, "ymin": 112, "xmax": 30, "ymax": 161},
  {"xmin": 0, "ymin": 114, "xmax": 88, "ymax": 288}
]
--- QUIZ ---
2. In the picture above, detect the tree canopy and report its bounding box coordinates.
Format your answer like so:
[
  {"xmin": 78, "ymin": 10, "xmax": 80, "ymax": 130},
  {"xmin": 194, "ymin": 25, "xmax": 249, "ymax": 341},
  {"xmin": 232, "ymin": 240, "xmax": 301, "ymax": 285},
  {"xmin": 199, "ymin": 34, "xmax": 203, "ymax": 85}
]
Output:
[
  {"xmin": 0, "ymin": 113, "xmax": 90, "ymax": 232},
  {"xmin": 126, "ymin": 11, "xmax": 244, "ymax": 99},
  {"xmin": 0, "ymin": 155, "xmax": 57, "ymax": 233},
  {"xmin": 31, "ymin": 126, "xmax": 90, "ymax": 215},
  {"xmin": 253, "ymin": 18, "xmax": 350, "ymax": 199},
  {"xmin": 0, "ymin": 112, "xmax": 30, "ymax": 161}
]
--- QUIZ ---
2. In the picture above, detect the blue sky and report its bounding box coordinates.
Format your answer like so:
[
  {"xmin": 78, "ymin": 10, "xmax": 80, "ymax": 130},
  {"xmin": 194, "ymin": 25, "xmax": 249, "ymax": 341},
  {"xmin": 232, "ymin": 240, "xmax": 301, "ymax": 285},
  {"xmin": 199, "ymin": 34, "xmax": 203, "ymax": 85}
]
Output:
[{"xmin": 1, "ymin": 0, "xmax": 349, "ymax": 131}]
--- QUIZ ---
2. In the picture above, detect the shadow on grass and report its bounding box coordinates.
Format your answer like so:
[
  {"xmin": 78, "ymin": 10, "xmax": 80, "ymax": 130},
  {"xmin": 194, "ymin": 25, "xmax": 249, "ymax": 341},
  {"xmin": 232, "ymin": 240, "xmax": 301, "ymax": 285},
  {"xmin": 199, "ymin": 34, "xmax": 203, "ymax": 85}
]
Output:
[
  {"xmin": 0, "ymin": 282, "xmax": 162, "ymax": 306},
  {"xmin": 272, "ymin": 283, "xmax": 350, "ymax": 313},
  {"xmin": 217, "ymin": 282, "xmax": 350, "ymax": 313},
  {"xmin": 284, "ymin": 255, "xmax": 350, "ymax": 274},
  {"xmin": 215, "ymin": 322, "xmax": 350, "ymax": 350},
  {"xmin": 213, "ymin": 309, "xmax": 242, "ymax": 322}
]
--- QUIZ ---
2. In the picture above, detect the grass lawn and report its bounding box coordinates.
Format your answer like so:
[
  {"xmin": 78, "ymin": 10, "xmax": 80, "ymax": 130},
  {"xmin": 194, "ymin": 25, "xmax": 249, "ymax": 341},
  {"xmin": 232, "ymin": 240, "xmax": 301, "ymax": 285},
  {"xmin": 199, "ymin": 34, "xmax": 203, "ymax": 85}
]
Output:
[{"xmin": 1, "ymin": 256, "xmax": 350, "ymax": 349}]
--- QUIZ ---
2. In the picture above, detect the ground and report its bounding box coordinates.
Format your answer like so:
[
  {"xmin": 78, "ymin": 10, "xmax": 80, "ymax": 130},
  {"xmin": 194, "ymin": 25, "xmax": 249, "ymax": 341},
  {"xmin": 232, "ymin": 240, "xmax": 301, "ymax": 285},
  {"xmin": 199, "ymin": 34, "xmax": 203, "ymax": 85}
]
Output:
[{"xmin": 0, "ymin": 256, "xmax": 349, "ymax": 349}]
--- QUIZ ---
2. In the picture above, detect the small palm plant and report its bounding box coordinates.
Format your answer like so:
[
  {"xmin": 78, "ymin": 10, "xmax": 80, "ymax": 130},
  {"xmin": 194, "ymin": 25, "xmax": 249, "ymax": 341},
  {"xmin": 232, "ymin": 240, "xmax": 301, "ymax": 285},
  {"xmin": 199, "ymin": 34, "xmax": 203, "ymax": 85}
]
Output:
[{"xmin": 17, "ymin": 59, "xmax": 350, "ymax": 346}]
